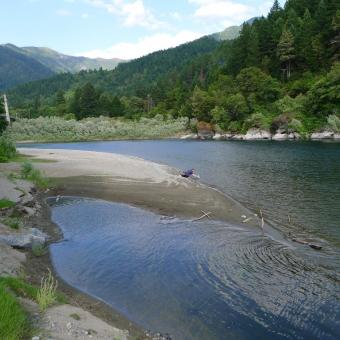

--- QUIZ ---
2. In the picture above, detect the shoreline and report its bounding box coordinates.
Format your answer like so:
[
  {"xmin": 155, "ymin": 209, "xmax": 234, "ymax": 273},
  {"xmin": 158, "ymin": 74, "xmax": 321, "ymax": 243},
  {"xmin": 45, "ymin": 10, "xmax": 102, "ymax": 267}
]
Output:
[
  {"xmin": 23, "ymin": 190, "xmax": 148, "ymax": 338},
  {"xmin": 0, "ymin": 147, "xmax": 282, "ymax": 338}
]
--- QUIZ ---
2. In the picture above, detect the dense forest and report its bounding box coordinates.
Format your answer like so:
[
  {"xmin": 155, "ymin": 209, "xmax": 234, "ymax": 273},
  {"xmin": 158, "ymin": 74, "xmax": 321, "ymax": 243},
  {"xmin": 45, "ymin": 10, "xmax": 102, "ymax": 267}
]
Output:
[{"xmin": 7, "ymin": 0, "xmax": 340, "ymax": 135}]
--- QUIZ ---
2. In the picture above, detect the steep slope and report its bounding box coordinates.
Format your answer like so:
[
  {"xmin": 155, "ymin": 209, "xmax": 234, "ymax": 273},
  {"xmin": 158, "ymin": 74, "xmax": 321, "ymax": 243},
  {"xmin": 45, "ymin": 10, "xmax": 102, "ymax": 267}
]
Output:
[
  {"xmin": 21, "ymin": 46, "xmax": 123, "ymax": 73},
  {"xmin": 0, "ymin": 45, "xmax": 55, "ymax": 91},
  {"xmin": 8, "ymin": 35, "xmax": 221, "ymax": 106}
]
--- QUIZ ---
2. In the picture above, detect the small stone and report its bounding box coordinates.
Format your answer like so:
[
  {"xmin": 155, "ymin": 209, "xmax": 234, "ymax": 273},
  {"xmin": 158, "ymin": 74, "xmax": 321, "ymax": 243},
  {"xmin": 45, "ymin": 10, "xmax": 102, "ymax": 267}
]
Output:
[{"xmin": 66, "ymin": 322, "xmax": 72, "ymax": 330}]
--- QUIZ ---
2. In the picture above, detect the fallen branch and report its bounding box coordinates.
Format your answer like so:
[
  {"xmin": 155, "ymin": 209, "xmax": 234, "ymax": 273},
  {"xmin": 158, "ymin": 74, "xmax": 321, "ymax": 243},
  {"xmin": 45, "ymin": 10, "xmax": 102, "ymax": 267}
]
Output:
[{"xmin": 192, "ymin": 211, "xmax": 212, "ymax": 222}]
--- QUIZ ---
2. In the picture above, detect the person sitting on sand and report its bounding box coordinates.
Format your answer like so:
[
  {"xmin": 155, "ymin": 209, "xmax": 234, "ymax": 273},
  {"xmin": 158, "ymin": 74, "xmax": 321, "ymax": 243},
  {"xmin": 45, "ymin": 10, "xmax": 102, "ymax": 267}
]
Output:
[{"xmin": 181, "ymin": 169, "xmax": 196, "ymax": 178}]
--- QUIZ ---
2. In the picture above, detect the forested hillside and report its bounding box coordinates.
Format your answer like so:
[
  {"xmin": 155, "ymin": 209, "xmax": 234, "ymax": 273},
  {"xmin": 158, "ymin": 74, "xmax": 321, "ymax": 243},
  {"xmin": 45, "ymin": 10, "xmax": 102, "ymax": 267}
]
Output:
[
  {"xmin": 0, "ymin": 45, "xmax": 55, "ymax": 91},
  {"xmin": 7, "ymin": 0, "xmax": 340, "ymax": 135}
]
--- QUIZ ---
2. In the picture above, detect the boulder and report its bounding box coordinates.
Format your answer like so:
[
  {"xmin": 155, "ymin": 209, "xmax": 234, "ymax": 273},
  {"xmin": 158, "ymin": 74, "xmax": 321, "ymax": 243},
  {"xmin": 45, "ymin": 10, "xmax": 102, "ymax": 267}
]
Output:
[
  {"xmin": 272, "ymin": 132, "xmax": 288, "ymax": 141},
  {"xmin": 310, "ymin": 131, "xmax": 334, "ymax": 140},
  {"xmin": 288, "ymin": 132, "xmax": 301, "ymax": 140},
  {"xmin": 180, "ymin": 134, "xmax": 198, "ymax": 140},
  {"xmin": 0, "ymin": 228, "xmax": 49, "ymax": 249},
  {"xmin": 244, "ymin": 129, "xmax": 271, "ymax": 140},
  {"xmin": 213, "ymin": 133, "xmax": 223, "ymax": 140},
  {"xmin": 334, "ymin": 134, "xmax": 340, "ymax": 140},
  {"xmin": 223, "ymin": 133, "xmax": 233, "ymax": 140},
  {"xmin": 230, "ymin": 134, "xmax": 245, "ymax": 140}
]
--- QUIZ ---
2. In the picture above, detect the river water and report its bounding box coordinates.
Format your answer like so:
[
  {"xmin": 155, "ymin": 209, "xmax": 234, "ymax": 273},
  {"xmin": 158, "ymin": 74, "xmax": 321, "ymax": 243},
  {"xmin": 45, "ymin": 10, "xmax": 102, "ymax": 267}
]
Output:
[{"xmin": 25, "ymin": 140, "xmax": 340, "ymax": 339}]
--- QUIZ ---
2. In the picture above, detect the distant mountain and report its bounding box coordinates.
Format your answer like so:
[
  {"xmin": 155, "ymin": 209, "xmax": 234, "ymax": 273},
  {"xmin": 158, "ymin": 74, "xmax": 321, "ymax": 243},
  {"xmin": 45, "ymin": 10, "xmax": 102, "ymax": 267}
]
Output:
[
  {"xmin": 0, "ymin": 44, "xmax": 124, "ymax": 91},
  {"xmin": 212, "ymin": 17, "xmax": 259, "ymax": 41},
  {"xmin": 20, "ymin": 46, "xmax": 123, "ymax": 73},
  {"xmin": 212, "ymin": 25, "xmax": 241, "ymax": 41},
  {"xmin": 0, "ymin": 45, "xmax": 55, "ymax": 91}
]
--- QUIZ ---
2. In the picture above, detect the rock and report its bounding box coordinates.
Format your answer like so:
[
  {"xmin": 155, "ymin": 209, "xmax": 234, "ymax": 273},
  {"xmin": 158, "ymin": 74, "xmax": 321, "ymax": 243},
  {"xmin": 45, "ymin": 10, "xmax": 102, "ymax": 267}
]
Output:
[
  {"xmin": 213, "ymin": 133, "xmax": 222, "ymax": 140},
  {"xmin": 230, "ymin": 134, "xmax": 244, "ymax": 140},
  {"xmin": 244, "ymin": 128, "xmax": 271, "ymax": 140},
  {"xmin": 0, "ymin": 228, "xmax": 48, "ymax": 249},
  {"xmin": 334, "ymin": 133, "xmax": 340, "ymax": 140},
  {"xmin": 288, "ymin": 132, "xmax": 300, "ymax": 140},
  {"xmin": 32, "ymin": 336, "xmax": 40, "ymax": 340},
  {"xmin": 20, "ymin": 206, "xmax": 36, "ymax": 216},
  {"xmin": 224, "ymin": 133, "xmax": 234, "ymax": 140},
  {"xmin": 180, "ymin": 134, "xmax": 198, "ymax": 140},
  {"xmin": 310, "ymin": 131, "xmax": 334, "ymax": 140},
  {"xmin": 0, "ymin": 242, "xmax": 26, "ymax": 276},
  {"xmin": 272, "ymin": 132, "xmax": 288, "ymax": 141},
  {"xmin": 20, "ymin": 193, "xmax": 34, "ymax": 206}
]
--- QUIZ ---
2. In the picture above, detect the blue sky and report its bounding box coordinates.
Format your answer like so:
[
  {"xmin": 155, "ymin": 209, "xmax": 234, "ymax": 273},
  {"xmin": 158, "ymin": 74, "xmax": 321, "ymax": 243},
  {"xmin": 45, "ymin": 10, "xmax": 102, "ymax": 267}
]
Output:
[{"xmin": 1, "ymin": 0, "xmax": 286, "ymax": 59}]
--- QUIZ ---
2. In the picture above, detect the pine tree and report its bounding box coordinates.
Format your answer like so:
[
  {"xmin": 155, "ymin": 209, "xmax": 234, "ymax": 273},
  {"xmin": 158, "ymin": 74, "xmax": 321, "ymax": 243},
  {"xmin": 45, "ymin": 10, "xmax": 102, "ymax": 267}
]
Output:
[
  {"xmin": 55, "ymin": 90, "xmax": 65, "ymax": 106},
  {"xmin": 79, "ymin": 83, "xmax": 98, "ymax": 118},
  {"xmin": 277, "ymin": 29, "xmax": 296, "ymax": 80}
]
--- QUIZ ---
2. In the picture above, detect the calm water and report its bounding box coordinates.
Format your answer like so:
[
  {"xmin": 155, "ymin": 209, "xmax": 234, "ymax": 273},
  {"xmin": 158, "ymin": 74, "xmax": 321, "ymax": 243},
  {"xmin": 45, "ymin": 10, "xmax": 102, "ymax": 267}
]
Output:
[{"xmin": 25, "ymin": 140, "xmax": 340, "ymax": 339}]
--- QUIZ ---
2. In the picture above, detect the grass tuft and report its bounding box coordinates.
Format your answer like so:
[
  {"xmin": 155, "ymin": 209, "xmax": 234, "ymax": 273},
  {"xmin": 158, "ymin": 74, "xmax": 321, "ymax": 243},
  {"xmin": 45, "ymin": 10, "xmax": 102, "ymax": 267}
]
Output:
[
  {"xmin": 21, "ymin": 162, "xmax": 51, "ymax": 190},
  {"xmin": 36, "ymin": 270, "xmax": 58, "ymax": 311},
  {"xmin": 2, "ymin": 217, "xmax": 23, "ymax": 229}
]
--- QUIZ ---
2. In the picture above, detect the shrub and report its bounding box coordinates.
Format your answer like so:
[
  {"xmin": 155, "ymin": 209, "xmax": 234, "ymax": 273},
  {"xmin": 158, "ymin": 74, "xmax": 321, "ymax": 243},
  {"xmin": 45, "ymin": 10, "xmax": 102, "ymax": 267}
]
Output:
[{"xmin": 0, "ymin": 134, "xmax": 16, "ymax": 162}]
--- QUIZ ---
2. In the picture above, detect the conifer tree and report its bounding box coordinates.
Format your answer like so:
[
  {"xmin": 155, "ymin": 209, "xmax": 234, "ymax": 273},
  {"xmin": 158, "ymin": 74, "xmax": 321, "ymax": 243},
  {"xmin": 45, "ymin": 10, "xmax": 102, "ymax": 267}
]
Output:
[{"xmin": 277, "ymin": 29, "xmax": 296, "ymax": 80}]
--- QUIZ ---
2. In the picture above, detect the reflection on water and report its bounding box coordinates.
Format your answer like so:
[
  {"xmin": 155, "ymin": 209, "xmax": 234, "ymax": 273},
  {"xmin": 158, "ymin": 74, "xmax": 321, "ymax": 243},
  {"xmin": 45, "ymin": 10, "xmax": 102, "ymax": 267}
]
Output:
[{"xmin": 50, "ymin": 197, "xmax": 340, "ymax": 340}]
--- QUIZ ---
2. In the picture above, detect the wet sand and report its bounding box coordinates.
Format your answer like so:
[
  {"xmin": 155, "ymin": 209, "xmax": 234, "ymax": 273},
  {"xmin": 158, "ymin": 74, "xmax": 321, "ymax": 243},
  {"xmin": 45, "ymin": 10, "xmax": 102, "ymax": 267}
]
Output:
[{"xmin": 18, "ymin": 148, "xmax": 261, "ymax": 228}]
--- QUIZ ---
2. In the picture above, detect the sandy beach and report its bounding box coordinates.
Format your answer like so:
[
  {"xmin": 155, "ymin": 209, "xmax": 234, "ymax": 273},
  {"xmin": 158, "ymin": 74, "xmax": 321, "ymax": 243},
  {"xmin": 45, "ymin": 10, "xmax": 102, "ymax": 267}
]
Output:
[{"xmin": 17, "ymin": 148, "xmax": 261, "ymax": 228}]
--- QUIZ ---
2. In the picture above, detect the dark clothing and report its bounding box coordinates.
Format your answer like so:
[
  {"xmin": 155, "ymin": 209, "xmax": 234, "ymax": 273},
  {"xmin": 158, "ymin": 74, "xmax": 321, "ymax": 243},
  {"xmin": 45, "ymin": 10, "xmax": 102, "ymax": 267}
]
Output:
[{"xmin": 181, "ymin": 169, "xmax": 194, "ymax": 178}]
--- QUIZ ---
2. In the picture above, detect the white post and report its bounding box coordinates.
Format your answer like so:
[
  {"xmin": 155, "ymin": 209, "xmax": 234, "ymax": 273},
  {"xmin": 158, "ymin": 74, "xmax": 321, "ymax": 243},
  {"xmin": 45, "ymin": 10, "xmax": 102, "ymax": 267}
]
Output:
[{"xmin": 3, "ymin": 94, "xmax": 10, "ymax": 124}]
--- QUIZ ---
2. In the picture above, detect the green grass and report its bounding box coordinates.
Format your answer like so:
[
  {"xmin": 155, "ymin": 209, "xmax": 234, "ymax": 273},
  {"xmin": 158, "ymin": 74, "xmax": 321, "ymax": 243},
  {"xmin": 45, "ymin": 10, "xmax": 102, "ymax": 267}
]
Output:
[
  {"xmin": 36, "ymin": 270, "xmax": 58, "ymax": 311},
  {"xmin": 0, "ymin": 199, "xmax": 15, "ymax": 209},
  {"xmin": 2, "ymin": 217, "xmax": 23, "ymax": 229},
  {"xmin": 21, "ymin": 162, "xmax": 51, "ymax": 190},
  {"xmin": 0, "ymin": 282, "xmax": 30, "ymax": 340}
]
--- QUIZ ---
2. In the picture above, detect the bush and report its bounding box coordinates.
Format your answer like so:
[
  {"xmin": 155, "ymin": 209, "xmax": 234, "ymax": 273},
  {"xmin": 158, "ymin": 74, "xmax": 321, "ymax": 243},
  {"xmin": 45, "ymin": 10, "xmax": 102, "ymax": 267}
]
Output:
[
  {"xmin": 9, "ymin": 116, "xmax": 188, "ymax": 142},
  {"xmin": 0, "ymin": 199, "xmax": 16, "ymax": 209},
  {"xmin": 0, "ymin": 134, "xmax": 16, "ymax": 162}
]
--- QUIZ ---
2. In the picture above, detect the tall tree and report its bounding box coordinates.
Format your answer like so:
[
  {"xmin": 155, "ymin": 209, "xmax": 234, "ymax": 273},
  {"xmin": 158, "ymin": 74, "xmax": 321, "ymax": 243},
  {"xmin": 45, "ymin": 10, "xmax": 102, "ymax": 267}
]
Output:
[
  {"xmin": 79, "ymin": 82, "xmax": 98, "ymax": 118},
  {"xmin": 277, "ymin": 29, "xmax": 296, "ymax": 80}
]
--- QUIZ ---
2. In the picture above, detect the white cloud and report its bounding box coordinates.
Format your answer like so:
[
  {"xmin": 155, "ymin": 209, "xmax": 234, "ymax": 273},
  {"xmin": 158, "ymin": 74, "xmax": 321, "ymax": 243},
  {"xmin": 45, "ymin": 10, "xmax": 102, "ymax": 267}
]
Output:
[
  {"xmin": 189, "ymin": 0, "xmax": 252, "ymax": 24},
  {"xmin": 56, "ymin": 9, "xmax": 72, "ymax": 16},
  {"xmin": 78, "ymin": 30, "xmax": 202, "ymax": 60},
  {"xmin": 86, "ymin": 0, "xmax": 163, "ymax": 29},
  {"xmin": 81, "ymin": 13, "xmax": 89, "ymax": 19}
]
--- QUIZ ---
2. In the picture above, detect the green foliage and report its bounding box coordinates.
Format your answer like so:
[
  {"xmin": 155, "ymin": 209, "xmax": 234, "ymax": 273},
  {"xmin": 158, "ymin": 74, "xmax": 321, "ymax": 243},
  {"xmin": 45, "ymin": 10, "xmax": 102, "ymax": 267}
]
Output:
[
  {"xmin": 0, "ymin": 134, "xmax": 17, "ymax": 162},
  {"xmin": 10, "ymin": 116, "xmax": 188, "ymax": 142},
  {"xmin": 306, "ymin": 63, "xmax": 340, "ymax": 116},
  {"xmin": 4, "ymin": 0, "xmax": 340, "ymax": 135},
  {"xmin": 327, "ymin": 114, "xmax": 340, "ymax": 132},
  {"xmin": 0, "ymin": 199, "xmax": 15, "ymax": 209}
]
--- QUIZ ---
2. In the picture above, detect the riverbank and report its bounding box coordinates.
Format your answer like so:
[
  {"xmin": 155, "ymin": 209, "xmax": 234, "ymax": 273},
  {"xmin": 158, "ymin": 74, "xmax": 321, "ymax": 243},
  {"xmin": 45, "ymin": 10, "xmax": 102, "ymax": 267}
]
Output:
[
  {"xmin": 0, "ymin": 168, "xmax": 148, "ymax": 339},
  {"xmin": 0, "ymin": 147, "xmax": 265, "ymax": 339}
]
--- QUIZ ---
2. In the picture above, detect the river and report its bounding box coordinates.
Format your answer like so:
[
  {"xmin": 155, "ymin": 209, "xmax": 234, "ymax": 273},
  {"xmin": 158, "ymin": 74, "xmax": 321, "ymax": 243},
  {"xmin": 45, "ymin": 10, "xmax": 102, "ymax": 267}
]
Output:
[{"xmin": 24, "ymin": 140, "xmax": 340, "ymax": 339}]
